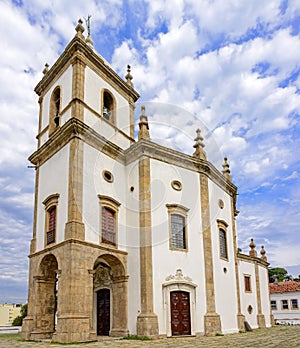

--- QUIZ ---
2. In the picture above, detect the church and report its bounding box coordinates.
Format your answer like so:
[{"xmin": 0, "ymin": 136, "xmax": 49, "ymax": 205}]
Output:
[{"xmin": 22, "ymin": 20, "xmax": 273, "ymax": 343}]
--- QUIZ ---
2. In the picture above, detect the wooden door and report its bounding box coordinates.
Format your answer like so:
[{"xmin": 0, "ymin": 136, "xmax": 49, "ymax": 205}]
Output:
[
  {"xmin": 170, "ymin": 291, "xmax": 191, "ymax": 336},
  {"xmin": 97, "ymin": 289, "xmax": 110, "ymax": 336}
]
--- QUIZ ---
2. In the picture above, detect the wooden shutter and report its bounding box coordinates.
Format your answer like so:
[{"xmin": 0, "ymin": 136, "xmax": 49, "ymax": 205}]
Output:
[
  {"xmin": 102, "ymin": 207, "xmax": 116, "ymax": 245},
  {"xmin": 47, "ymin": 206, "xmax": 56, "ymax": 244}
]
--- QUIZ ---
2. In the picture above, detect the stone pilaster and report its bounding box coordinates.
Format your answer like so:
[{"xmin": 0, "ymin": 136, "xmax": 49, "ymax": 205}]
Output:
[
  {"xmin": 71, "ymin": 51, "xmax": 86, "ymax": 122},
  {"xmin": 136, "ymin": 155, "xmax": 158, "ymax": 337},
  {"xmin": 53, "ymin": 243, "xmax": 93, "ymax": 343},
  {"xmin": 200, "ymin": 172, "xmax": 222, "ymax": 335},
  {"xmin": 254, "ymin": 261, "xmax": 266, "ymax": 328},
  {"xmin": 65, "ymin": 138, "xmax": 85, "ymax": 240},
  {"xmin": 231, "ymin": 196, "xmax": 245, "ymax": 331}
]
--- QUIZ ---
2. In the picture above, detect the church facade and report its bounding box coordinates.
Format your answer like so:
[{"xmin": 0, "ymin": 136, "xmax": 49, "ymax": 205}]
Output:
[{"xmin": 22, "ymin": 20, "xmax": 273, "ymax": 343}]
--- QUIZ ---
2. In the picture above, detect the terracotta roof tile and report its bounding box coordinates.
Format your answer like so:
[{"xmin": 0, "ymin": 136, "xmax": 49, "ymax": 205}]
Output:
[{"xmin": 269, "ymin": 281, "xmax": 300, "ymax": 294}]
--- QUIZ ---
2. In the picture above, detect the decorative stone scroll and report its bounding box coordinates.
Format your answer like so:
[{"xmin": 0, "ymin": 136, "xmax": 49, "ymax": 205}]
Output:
[{"xmin": 165, "ymin": 269, "xmax": 193, "ymax": 283}]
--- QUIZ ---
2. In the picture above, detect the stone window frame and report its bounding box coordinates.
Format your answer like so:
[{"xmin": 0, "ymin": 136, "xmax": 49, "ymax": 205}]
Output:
[
  {"xmin": 217, "ymin": 219, "xmax": 229, "ymax": 260},
  {"xmin": 244, "ymin": 274, "xmax": 252, "ymax": 293},
  {"xmin": 166, "ymin": 204, "xmax": 189, "ymax": 252},
  {"xmin": 42, "ymin": 193, "xmax": 60, "ymax": 247},
  {"xmin": 101, "ymin": 89, "xmax": 116, "ymax": 125},
  {"xmin": 281, "ymin": 299, "xmax": 289, "ymax": 310},
  {"xmin": 291, "ymin": 299, "xmax": 298, "ymax": 310},
  {"xmin": 98, "ymin": 195, "xmax": 120, "ymax": 248},
  {"xmin": 270, "ymin": 300, "xmax": 277, "ymax": 310},
  {"xmin": 49, "ymin": 86, "xmax": 62, "ymax": 136}
]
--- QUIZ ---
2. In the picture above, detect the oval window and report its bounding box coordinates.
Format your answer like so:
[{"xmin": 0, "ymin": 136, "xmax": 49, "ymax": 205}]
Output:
[
  {"xmin": 171, "ymin": 180, "xmax": 182, "ymax": 191},
  {"xmin": 102, "ymin": 170, "xmax": 114, "ymax": 183}
]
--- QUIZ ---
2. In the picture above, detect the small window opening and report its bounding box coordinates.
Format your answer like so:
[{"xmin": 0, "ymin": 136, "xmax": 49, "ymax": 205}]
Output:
[
  {"xmin": 53, "ymin": 88, "xmax": 60, "ymax": 126},
  {"xmin": 103, "ymin": 91, "xmax": 113, "ymax": 120}
]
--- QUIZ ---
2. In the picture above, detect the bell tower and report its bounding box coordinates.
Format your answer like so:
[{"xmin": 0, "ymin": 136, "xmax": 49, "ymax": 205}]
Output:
[{"xmin": 22, "ymin": 19, "xmax": 139, "ymax": 343}]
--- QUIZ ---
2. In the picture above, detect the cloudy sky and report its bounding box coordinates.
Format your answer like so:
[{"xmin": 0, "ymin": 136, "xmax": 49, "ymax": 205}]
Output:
[{"xmin": 0, "ymin": 0, "xmax": 300, "ymax": 303}]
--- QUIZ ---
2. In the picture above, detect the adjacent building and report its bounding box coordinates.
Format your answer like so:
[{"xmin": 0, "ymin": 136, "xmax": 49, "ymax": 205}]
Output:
[
  {"xmin": 22, "ymin": 20, "xmax": 272, "ymax": 343},
  {"xmin": 270, "ymin": 281, "xmax": 300, "ymax": 324},
  {"xmin": 0, "ymin": 304, "xmax": 22, "ymax": 326}
]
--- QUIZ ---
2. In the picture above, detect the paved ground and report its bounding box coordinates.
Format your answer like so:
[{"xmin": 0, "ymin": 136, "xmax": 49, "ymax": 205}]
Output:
[{"xmin": 0, "ymin": 325, "xmax": 299, "ymax": 348}]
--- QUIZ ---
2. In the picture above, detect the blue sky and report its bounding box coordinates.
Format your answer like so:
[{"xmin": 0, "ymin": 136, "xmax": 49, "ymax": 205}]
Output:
[{"xmin": 0, "ymin": 0, "xmax": 300, "ymax": 303}]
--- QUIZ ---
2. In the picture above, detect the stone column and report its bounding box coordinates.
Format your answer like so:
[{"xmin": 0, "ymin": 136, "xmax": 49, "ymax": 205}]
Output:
[
  {"xmin": 193, "ymin": 129, "xmax": 221, "ymax": 335},
  {"xmin": 65, "ymin": 137, "xmax": 85, "ymax": 240},
  {"xmin": 231, "ymin": 197, "xmax": 245, "ymax": 331},
  {"xmin": 200, "ymin": 172, "xmax": 222, "ymax": 335},
  {"xmin": 54, "ymin": 243, "xmax": 93, "ymax": 343},
  {"xmin": 111, "ymin": 275, "xmax": 129, "ymax": 337},
  {"xmin": 136, "ymin": 155, "xmax": 159, "ymax": 337},
  {"xmin": 254, "ymin": 261, "xmax": 266, "ymax": 328}
]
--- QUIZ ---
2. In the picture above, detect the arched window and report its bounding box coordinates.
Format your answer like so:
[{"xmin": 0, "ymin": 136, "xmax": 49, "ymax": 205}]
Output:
[
  {"xmin": 43, "ymin": 193, "xmax": 60, "ymax": 246},
  {"xmin": 166, "ymin": 204, "xmax": 189, "ymax": 251},
  {"xmin": 49, "ymin": 87, "xmax": 61, "ymax": 135},
  {"xmin": 217, "ymin": 219, "xmax": 229, "ymax": 260},
  {"xmin": 102, "ymin": 90, "xmax": 116, "ymax": 124},
  {"xmin": 98, "ymin": 195, "xmax": 120, "ymax": 247}
]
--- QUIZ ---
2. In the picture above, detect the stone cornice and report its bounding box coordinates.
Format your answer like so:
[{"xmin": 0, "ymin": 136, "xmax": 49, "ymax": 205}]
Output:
[
  {"xmin": 29, "ymin": 118, "xmax": 126, "ymax": 166},
  {"xmin": 29, "ymin": 120, "xmax": 237, "ymax": 196},
  {"xmin": 237, "ymin": 253, "xmax": 269, "ymax": 268},
  {"xmin": 125, "ymin": 139, "xmax": 238, "ymax": 196},
  {"xmin": 35, "ymin": 35, "xmax": 140, "ymax": 102},
  {"xmin": 29, "ymin": 238, "xmax": 128, "ymax": 258}
]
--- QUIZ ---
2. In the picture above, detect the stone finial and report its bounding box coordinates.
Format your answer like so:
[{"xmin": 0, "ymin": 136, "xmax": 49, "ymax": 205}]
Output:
[
  {"xmin": 75, "ymin": 19, "xmax": 85, "ymax": 38},
  {"xmin": 260, "ymin": 245, "xmax": 267, "ymax": 261},
  {"xmin": 249, "ymin": 238, "xmax": 257, "ymax": 257},
  {"xmin": 138, "ymin": 106, "xmax": 150, "ymax": 140},
  {"xmin": 193, "ymin": 128, "xmax": 206, "ymax": 160},
  {"xmin": 125, "ymin": 65, "xmax": 133, "ymax": 87},
  {"xmin": 222, "ymin": 157, "xmax": 232, "ymax": 181},
  {"xmin": 42, "ymin": 63, "xmax": 49, "ymax": 75}
]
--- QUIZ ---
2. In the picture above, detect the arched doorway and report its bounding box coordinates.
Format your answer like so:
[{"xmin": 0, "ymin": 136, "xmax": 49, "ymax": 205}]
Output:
[
  {"xmin": 35, "ymin": 254, "xmax": 58, "ymax": 337},
  {"xmin": 93, "ymin": 254, "xmax": 128, "ymax": 337}
]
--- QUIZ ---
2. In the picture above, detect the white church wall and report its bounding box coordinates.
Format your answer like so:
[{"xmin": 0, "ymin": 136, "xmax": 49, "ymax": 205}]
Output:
[
  {"xmin": 259, "ymin": 265, "xmax": 272, "ymax": 327},
  {"xmin": 36, "ymin": 144, "xmax": 69, "ymax": 251},
  {"xmin": 82, "ymin": 143, "xmax": 127, "ymax": 247},
  {"xmin": 40, "ymin": 66, "xmax": 73, "ymax": 143},
  {"xmin": 238, "ymin": 260, "xmax": 258, "ymax": 328},
  {"xmin": 124, "ymin": 160, "xmax": 141, "ymax": 334},
  {"xmin": 84, "ymin": 67, "xmax": 131, "ymax": 140},
  {"xmin": 150, "ymin": 159, "xmax": 206, "ymax": 335},
  {"xmin": 208, "ymin": 179, "xmax": 239, "ymax": 333}
]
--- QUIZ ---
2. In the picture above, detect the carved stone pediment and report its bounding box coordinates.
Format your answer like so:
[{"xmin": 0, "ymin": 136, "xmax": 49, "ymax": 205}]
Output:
[
  {"xmin": 165, "ymin": 269, "xmax": 193, "ymax": 282},
  {"xmin": 94, "ymin": 264, "xmax": 113, "ymax": 289}
]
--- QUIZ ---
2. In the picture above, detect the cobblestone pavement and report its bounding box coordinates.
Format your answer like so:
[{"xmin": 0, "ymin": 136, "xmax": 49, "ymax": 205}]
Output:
[{"xmin": 0, "ymin": 326, "xmax": 300, "ymax": 348}]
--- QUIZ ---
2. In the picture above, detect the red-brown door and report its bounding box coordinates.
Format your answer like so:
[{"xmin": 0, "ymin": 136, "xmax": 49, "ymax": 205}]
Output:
[
  {"xmin": 97, "ymin": 289, "xmax": 110, "ymax": 336},
  {"xmin": 170, "ymin": 291, "xmax": 191, "ymax": 336}
]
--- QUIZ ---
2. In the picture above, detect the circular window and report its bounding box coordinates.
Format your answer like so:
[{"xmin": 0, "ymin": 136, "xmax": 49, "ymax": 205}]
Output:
[
  {"xmin": 102, "ymin": 170, "xmax": 114, "ymax": 183},
  {"xmin": 218, "ymin": 199, "xmax": 224, "ymax": 209},
  {"xmin": 223, "ymin": 267, "xmax": 227, "ymax": 274},
  {"xmin": 171, "ymin": 180, "xmax": 182, "ymax": 191},
  {"xmin": 130, "ymin": 186, "xmax": 134, "ymax": 192}
]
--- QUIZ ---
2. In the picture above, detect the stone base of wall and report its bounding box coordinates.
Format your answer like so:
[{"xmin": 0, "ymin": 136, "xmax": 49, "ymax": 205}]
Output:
[
  {"xmin": 257, "ymin": 314, "xmax": 266, "ymax": 328},
  {"xmin": 137, "ymin": 313, "xmax": 159, "ymax": 337},
  {"xmin": 237, "ymin": 313, "xmax": 246, "ymax": 332},
  {"xmin": 110, "ymin": 328, "xmax": 129, "ymax": 337},
  {"xmin": 204, "ymin": 313, "xmax": 222, "ymax": 336},
  {"xmin": 21, "ymin": 317, "xmax": 34, "ymax": 340},
  {"xmin": 52, "ymin": 315, "xmax": 93, "ymax": 343}
]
